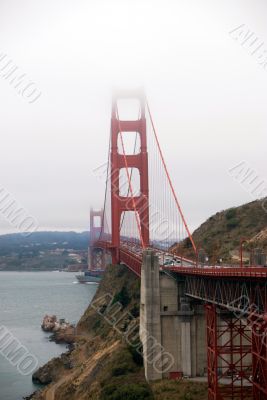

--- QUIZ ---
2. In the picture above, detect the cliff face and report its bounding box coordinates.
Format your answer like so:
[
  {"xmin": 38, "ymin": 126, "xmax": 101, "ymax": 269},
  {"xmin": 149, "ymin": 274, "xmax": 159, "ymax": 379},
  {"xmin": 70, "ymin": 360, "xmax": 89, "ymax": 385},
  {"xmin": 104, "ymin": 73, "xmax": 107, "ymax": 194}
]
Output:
[
  {"xmin": 31, "ymin": 264, "xmax": 153, "ymax": 400},
  {"xmin": 31, "ymin": 263, "xmax": 208, "ymax": 400}
]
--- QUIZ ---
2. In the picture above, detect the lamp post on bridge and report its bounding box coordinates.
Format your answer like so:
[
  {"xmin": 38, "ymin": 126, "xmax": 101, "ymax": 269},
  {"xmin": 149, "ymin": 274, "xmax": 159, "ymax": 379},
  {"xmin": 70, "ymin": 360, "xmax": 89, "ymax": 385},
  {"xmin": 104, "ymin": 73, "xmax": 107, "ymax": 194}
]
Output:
[
  {"xmin": 239, "ymin": 238, "xmax": 248, "ymax": 268},
  {"xmin": 196, "ymin": 247, "xmax": 206, "ymax": 268}
]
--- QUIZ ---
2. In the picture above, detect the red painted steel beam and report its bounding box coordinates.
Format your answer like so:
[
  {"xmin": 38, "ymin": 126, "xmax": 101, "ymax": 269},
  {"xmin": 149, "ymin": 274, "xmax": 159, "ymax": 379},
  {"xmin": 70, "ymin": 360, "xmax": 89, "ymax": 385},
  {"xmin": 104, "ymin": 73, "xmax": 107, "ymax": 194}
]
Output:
[
  {"xmin": 206, "ymin": 305, "xmax": 253, "ymax": 400},
  {"xmin": 252, "ymin": 317, "xmax": 267, "ymax": 399},
  {"xmin": 168, "ymin": 266, "xmax": 267, "ymax": 279}
]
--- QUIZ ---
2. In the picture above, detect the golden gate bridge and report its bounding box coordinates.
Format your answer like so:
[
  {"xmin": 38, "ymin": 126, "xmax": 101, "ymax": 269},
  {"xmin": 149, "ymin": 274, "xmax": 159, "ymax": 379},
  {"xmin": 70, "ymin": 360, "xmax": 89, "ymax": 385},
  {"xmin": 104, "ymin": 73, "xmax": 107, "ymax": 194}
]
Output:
[{"xmin": 89, "ymin": 90, "xmax": 267, "ymax": 400}]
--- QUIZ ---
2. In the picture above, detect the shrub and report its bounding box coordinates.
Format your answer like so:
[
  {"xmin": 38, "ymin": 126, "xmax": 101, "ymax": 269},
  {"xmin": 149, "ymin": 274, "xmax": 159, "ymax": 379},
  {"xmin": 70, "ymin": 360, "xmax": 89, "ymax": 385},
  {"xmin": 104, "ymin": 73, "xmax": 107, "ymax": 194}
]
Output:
[
  {"xmin": 116, "ymin": 266, "xmax": 126, "ymax": 278},
  {"xmin": 184, "ymin": 238, "xmax": 192, "ymax": 248},
  {"xmin": 111, "ymin": 363, "xmax": 130, "ymax": 377},
  {"xmin": 93, "ymin": 319, "xmax": 101, "ymax": 331},
  {"xmin": 101, "ymin": 383, "xmax": 152, "ymax": 400},
  {"xmin": 225, "ymin": 208, "xmax": 237, "ymax": 220},
  {"xmin": 112, "ymin": 286, "xmax": 130, "ymax": 308},
  {"xmin": 130, "ymin": 304, "xmax": 139, "ymax": 318},
  {"xmin": 226, "ymin": 218, "xmax": 239, "ymax": 229},
  {"xmin": 128, "ymin": 342, "xmax": 143, "ymax": 366}
]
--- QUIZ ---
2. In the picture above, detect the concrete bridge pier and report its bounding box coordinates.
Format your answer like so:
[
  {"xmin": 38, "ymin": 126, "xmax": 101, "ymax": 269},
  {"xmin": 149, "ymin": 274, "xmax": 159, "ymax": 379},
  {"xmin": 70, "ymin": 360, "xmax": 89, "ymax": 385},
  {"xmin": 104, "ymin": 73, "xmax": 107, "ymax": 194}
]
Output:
[
  {"xmin": 140, "ymin": 250, "xmax": 206, "ymax": 381},
  {"xmin": 140, "ymin": 250, "xmax": 162, "ymax": 381}
]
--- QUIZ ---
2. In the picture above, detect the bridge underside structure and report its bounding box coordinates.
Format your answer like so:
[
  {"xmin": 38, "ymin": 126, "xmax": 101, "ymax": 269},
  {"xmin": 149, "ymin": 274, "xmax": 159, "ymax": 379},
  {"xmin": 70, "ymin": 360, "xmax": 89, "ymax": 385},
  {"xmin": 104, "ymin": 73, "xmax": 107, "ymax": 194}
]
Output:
[
  {"xmin": 184, "ymin": 272, "xmax": 267, "ymax": 400},
  {"xmin": 90, "ymin": 90, "xmax": 267, "ymax": 400}
]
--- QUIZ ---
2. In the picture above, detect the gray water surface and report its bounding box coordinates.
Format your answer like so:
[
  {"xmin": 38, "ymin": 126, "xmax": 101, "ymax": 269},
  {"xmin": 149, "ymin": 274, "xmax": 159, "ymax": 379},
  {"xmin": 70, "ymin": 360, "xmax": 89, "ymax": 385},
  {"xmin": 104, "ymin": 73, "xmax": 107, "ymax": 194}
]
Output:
[{"xmin": 0, "ymin": 271, "xmax": 97, "ymax": 400}]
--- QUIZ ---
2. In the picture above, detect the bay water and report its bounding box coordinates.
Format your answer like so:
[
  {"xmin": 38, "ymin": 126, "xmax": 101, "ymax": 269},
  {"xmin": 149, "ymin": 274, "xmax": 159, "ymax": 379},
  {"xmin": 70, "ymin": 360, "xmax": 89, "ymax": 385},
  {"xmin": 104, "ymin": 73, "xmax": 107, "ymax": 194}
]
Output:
[{"xmin": 0, "ymin": 271, "xmax": 97, "ymax": 400}]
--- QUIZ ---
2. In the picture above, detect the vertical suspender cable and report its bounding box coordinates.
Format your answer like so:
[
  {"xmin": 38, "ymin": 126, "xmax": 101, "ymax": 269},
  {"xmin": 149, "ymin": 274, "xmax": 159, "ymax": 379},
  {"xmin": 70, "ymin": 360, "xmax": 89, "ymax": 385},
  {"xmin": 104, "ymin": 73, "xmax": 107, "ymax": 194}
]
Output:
[
  {"xmin": 99, "ymin": 131, "xmax": 111, "ymax": 242},
  {"xmin": 146, "ymin": 100, "xmax": 197, "ymax": 254}
]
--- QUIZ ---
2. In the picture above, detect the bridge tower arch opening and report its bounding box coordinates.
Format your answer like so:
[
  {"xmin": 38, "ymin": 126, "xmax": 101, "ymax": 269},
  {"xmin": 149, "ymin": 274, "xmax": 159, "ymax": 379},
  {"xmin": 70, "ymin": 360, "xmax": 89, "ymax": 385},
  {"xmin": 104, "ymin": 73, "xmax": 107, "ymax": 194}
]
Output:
[{"xmin": 110, "ymin": 90, "xmax": 149, "ymax": 264}]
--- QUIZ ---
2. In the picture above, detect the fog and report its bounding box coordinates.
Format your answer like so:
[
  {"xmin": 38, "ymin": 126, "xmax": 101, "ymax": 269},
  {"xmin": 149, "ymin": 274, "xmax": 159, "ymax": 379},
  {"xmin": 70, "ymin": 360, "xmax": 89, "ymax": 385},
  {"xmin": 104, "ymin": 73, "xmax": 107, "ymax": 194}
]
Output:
[{"xmin": 0, "ymin": 0, "xmax": 266, "ymax": 235}]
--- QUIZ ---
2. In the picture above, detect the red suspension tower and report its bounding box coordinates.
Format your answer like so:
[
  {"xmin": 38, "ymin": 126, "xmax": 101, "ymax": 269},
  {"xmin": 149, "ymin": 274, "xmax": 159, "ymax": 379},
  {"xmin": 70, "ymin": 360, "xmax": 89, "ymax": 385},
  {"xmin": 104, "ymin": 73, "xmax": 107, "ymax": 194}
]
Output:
[
  {"xmin": 89, "ymin": 208, "xmax": 106, "ymax": 272},
  {"xmin": 110, "ymin": 90, "xmax": 149, "ymax": 264}
]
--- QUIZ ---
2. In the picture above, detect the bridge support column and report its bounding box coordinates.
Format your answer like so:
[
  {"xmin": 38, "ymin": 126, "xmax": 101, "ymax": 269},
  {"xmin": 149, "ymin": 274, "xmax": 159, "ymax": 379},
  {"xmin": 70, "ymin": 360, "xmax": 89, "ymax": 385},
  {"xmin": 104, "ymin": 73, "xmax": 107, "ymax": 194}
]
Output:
[
  {"xmin": 140, "ymin": 250, "xmax": 162, "ymax": 381},
  {"xmin": 180, "ymin": 297, "xmax": 194, "ymax": 377},
  {"xmin": 140, "ymin": 250, "xmax": 206, "ymax": 381}
]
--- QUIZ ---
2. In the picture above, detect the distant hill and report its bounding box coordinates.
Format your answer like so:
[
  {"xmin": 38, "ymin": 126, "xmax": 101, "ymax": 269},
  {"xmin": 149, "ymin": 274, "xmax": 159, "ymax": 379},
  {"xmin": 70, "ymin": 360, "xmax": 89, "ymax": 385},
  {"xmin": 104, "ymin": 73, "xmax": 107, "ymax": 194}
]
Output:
[
  {"xmin": 0, "ymin": 231, "xmax": 90, "ymax": 271},
  {"xmin": 0, "ymin": 231, "xmax": 90, "ymax": 256},
  {"xmin": 173, "ymin": 198, "xmax": 267, "ymax": 263}
]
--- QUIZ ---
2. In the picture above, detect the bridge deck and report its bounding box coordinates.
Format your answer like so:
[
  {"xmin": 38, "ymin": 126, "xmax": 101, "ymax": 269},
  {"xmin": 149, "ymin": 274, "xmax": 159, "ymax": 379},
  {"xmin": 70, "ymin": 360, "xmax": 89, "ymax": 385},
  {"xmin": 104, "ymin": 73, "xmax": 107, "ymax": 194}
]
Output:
[
  {"xmin": 167, "ymin": 266, "xmax": 267, "ymax": 279},
  {"xmin": 95, "ymin": 240, "xmax": 267, "ymax": 280}
]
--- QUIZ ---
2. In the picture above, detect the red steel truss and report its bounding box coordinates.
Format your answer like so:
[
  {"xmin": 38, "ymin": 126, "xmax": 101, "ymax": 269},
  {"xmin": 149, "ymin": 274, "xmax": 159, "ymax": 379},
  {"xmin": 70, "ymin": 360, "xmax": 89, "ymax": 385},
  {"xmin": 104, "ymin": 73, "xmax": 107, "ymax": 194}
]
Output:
[
  {"xmin": 251, "ymin": 317, "xmax": 267, "ymax": 399},
  {"xmin": 206, "ymin": 304, "xmax": 253, "ymax": 400},
  {"xmin": 187, "ymin": 275, "xmax": 267, "ymax": 398},
  {"xmin": 185, "ymin": 276, "xmax": 267, "ymax": 318},
  {"xmin": 206, "ymin": 304, "xmax": 219, "ymax": 400}
]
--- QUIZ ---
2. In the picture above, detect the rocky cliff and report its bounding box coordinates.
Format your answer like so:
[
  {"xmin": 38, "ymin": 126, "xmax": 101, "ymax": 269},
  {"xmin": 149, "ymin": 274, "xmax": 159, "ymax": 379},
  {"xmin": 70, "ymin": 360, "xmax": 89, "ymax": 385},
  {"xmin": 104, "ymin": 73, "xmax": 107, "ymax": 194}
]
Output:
[
  {"xmin": 31, "ymin": 264, "xmax": 207, "ymax": 400},
  {"xmin": 31, "ymin": 264, "xmax": 153, "ymax": 400}
]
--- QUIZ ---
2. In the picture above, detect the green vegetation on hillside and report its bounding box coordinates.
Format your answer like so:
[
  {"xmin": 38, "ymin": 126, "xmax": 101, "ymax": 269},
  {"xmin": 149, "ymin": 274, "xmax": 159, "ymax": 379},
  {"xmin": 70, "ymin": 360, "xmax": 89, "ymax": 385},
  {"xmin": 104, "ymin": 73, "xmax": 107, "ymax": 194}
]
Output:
[
  {"xmin": 174, "ymin": 198, "xmax": 267, "ymax": 263},
  {"xmin": 151, "ymin": 380, "xmax": 207, "ymax": 400}
]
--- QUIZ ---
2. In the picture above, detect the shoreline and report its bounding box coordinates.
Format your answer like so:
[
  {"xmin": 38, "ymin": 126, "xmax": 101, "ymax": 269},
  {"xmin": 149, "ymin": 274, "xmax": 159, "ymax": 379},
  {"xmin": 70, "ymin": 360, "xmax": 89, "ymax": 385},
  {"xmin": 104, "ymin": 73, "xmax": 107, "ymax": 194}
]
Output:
[
  {"xmin": 0, "ymin": 270, "xmax": 73, "ymax": 272},
  {"xmin": 0, "ymin": 271, "xmax": 96, "ymax": 400}
]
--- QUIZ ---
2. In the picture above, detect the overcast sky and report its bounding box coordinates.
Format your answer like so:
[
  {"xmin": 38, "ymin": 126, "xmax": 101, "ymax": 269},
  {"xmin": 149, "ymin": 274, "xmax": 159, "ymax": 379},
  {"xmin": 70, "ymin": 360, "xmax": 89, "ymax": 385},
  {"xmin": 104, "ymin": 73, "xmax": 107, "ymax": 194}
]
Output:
[{"xmin": 0, "ymin": 0, "xmax": 266, "ymax": 235}]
